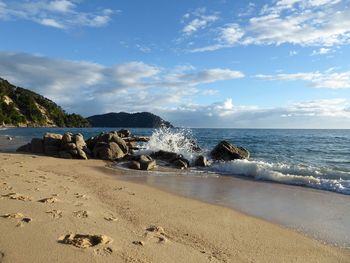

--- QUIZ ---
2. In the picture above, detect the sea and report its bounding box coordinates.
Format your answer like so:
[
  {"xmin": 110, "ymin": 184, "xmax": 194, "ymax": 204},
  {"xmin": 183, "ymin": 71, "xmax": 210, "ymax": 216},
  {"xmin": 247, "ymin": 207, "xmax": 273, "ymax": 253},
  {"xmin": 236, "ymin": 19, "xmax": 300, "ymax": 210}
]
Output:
[
  {"xmin": 1, "ymin": 127, "xmax": 350, "ymax": 246},
  {"xmin": 1, "ymin": 127, "xmax": 349, "ymax": 195}
]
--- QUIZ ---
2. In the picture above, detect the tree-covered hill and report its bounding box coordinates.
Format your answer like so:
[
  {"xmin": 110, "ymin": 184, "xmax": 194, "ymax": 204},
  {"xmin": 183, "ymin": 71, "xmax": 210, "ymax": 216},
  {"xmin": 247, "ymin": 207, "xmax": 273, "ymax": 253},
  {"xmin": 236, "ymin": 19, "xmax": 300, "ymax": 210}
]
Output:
[{"xmin": 0, "ymin": 78, "xmax": 90, "ymax": 127}]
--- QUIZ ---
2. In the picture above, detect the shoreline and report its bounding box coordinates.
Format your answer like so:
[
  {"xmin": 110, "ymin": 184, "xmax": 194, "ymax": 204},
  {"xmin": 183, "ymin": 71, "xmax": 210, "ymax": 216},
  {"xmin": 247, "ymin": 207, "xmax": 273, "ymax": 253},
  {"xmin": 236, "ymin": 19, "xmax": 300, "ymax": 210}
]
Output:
[
  {"xmin": 0, "ymin": 153, "xmax": 349, "ymax": 262},
  {"xmin": 111, "ymin": 167, "xmax": 350, "ymax": 247}
]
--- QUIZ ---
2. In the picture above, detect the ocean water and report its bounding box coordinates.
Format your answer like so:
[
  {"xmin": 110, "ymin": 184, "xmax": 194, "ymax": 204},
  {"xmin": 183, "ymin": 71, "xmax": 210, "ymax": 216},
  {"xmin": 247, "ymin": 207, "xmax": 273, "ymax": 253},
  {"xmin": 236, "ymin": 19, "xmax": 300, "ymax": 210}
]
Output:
[{"xmin": 1, "ymin": 127, "xmax": 350, "ymax": 195}]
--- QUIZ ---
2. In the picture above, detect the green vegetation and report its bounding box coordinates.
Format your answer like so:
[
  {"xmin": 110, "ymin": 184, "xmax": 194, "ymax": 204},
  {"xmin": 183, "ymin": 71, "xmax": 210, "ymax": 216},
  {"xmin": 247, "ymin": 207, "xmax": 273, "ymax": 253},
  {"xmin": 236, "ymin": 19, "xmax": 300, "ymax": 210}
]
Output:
[{"xmin": 0, "ymin": 78, "xmax": 90, "ymax": 127}]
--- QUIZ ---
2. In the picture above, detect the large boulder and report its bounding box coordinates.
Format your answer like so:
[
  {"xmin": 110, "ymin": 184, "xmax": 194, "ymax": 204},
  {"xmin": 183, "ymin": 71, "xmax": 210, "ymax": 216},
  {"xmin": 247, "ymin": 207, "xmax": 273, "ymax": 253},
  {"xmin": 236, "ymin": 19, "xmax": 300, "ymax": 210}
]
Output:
[
  {"xmin": 30, "ymin": 138, "xmax": 43, "ymax": 154},
  {"xmin": 211, "ymin": 141, "xmax": 250, "ymax": 161},
  {"xmin": 195, "ymin": 155, "xmax": 208, "ymax": 167},
  {"xmin": 16, "ymin": 143, "xmax": 31, "ymax": 152},
  {"xmin": 93, "ymin": 142, "xmax": 125, "ymax": 160},
  {"xmin": 73, "ymin": 133, "xmax": 86, "ymax": 149},
  {"xmin": 128, "ymin": 161, "xmax": 141, "ymax": 170},
  {"xmin": 62, "ymin": 132, "xmax": 73, "ymax": 144},
  {"xmin": 43, "ymin": 133, "xmax": 62, "ymax": 156}
]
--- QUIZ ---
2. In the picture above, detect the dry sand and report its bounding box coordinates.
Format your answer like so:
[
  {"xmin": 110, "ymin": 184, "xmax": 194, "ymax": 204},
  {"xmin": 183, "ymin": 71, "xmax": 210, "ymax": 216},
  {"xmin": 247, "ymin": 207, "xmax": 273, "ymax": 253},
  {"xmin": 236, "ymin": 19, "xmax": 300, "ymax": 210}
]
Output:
[{"xmin": 0, "ymin": 153, "xmax": 349, "ymax": 263}]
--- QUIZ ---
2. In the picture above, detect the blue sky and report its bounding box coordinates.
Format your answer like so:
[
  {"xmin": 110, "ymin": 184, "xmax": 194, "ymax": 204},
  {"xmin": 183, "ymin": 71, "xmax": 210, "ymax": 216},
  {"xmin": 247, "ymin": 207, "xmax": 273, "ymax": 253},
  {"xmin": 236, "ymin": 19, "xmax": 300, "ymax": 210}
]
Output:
[{"xmin": 0, "ymin": 0, "xmax": 350, "ymax": 128}]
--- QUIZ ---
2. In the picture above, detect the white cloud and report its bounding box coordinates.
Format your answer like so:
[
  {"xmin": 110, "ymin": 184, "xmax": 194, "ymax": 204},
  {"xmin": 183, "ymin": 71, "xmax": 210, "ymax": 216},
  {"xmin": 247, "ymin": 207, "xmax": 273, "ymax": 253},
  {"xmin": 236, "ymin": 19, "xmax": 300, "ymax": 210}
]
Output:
[
  {"xmin": 189, "ymin": 0, "xmax": 350, "ymax": 52},
  {"xmin": 40, "ymin": 18, "xmax": 64, "ymax": 28},
  {"xmin": 311, "ymin": 47, "xmax": 331, "ymax": 55},
  {"xmin": 162, "ymin": 98, "xmax": 350, "ymax": 128},
  {"xmin": 0, "ymin": 52, "xmax": 244, "ymax": 116},
  {"xmin": 0, "ymin": 0, "xmax": 118, "ymax": 29},
  {"xmin": 256, "ymin": 69, "xmax": 350, "ymax": 89},
  {"xmin": 182, "ymin": 8, "xmax": 219, "ymax": 36}
]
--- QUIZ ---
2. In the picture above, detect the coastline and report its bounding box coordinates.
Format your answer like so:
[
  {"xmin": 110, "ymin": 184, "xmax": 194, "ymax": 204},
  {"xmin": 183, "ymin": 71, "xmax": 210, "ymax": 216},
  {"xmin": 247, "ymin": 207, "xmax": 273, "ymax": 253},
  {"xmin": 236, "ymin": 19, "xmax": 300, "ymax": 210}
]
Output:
[{"xmin": 0, "ymin": 153, "xmax": 349, "ymax": 262}]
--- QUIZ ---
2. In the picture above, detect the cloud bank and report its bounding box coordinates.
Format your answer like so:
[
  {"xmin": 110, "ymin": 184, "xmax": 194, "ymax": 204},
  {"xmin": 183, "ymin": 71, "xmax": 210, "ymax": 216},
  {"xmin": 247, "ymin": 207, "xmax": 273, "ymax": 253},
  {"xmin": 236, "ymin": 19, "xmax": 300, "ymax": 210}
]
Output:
[{"xmin": 0, "ymin": 0, "xmax": 117, "ymax": 29}]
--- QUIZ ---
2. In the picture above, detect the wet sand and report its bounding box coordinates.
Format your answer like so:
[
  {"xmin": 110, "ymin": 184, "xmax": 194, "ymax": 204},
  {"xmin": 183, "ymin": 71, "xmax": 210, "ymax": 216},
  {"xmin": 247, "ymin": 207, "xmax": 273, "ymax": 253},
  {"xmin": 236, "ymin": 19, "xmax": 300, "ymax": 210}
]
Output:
[
  {"xmin": 0, "ymin": 153, "xmax": 349, "ymax": 262},
  {"xmin": 114, "ymin": 169, "xmax": 350, "ymax": 247}
]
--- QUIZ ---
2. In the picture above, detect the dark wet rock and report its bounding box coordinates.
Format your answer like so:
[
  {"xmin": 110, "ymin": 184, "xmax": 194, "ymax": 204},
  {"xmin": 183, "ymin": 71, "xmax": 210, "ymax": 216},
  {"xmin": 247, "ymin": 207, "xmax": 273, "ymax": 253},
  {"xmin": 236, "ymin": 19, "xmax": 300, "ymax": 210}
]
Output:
[
  {"xmin": 128, "ymin": 161, "xmax": 141, "ymax": 170},
  {"xmin": 172, "ymin": 158, "xmax": 189, "ymax": 169},
  {"xmin": 151, "ymin": 150, "xmax": 181, "ymax": 161},
  {"xmin": 211, "ymin": 141, "xmax": 250, "ymax": 161},
  {"xmin": 195, "ymin": 155, "xmax": 208, "ymax": 167},
  {"xmin": 140, "ymin": 160, "xmax": 157, "ymax": 170},
  {"xmin": 43, "ymin": 133, "xmax": 62, "ymax": 156},
  {"xmin": 16, "ymin": 143, "xmax": 31, "ymax": 152},
  {"xmin": 59, "ymin": 151, "xmax": 73, "ymax": 159},
  {"xmin": 43, "ymin": 133, "xmax": 62, "ymax": 147},
  {"xmin": 30, "ymin": 138, "xmax": 43, "ymax": 154},
  {"xmin": 61, "ymin": 142, "xmax": 77, "ymax": 151}
]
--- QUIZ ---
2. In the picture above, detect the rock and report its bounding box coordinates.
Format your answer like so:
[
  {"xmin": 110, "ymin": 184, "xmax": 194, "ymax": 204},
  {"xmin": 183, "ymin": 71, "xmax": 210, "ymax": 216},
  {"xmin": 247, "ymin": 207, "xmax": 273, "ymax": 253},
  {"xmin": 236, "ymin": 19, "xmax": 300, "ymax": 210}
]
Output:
[
  {"xmin": 128, "ymin": 161, "xmax": 141, "ymax": 170},
  {"xmin": 110, "ymin": 134, "xmax": 128, "ymax": 154},
  {"xmin": 151, "ymin": 150, "xmax": 181, "ymax": 161},
  {"xmin": 30, "ymin": 138, "xmax": 44, "ymax": 154},
  {"xmin": 93, "ymin": 142, "xmax": 125, "ymax": 160},
  {"xmin": 140, "ymin": 160, "xmax": 157, "ymax": 170},
  {"xmin": 61, "ymin": 142, "xmax": 77, "ymax": 151},
  {"xmin": 43, "ymin": 133, "xmax": 62, "ymax": 147},
  {"xmin": 62, "ymin": 133, "xmax": 73, "ymax": 144},
  {"xmin": 117, "ymin": 129, "xmax": 131, "ymax": 138},
  {"xmin": 73, "ymin": 133, "xmax": 86, "ymax": 149},
  {"xmin": 211, "ymin": 141, "xmax": 250, "ymax": 161},
  {"xmin": 44, "ymin": 145, "xmax": 60, "ymax": 156},
  {"xmin": 59, "ymin": 151, "xmax": 73, "ymax": 159},
  {"xmin": 171, "ymin": 157, "xmax": 190, "ymax": 169},
  {"xmin": 195, "ymin": 155, "xmax": 208, "ymax": 167},
  {"xmin": 16, "ymin": 143, "xmax": 31, "ymax": 152},
  {"xmin": 77, "ymin": 148, "xmax": 88, "ymax": 160},
  {"xmin": 134, "ymin": 155, "xmax": 153, "ymax": 162},
  {"xmin": 43, "ymin": 133, "xmax": 62, "ymax": 156}
]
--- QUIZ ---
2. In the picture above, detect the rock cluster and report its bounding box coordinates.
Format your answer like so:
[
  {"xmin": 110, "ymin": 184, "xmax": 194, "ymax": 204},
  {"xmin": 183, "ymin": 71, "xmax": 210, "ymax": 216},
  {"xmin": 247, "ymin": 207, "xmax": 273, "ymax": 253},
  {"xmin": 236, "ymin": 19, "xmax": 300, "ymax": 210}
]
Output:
[
  {"xmin": 17, "ymin": 130, "xmax": 148, "ymax": 161},
  {"xmin": 17, "ymin": 131, "xmax": 250, "ymax": 171}
]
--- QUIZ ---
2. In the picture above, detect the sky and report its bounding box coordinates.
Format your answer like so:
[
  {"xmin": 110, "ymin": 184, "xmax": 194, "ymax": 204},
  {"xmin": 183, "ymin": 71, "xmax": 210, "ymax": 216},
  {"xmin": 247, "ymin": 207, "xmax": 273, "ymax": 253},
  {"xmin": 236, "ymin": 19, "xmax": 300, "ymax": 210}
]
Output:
[{"xmin": 0, "ymin": 0, "xmax": 350, "ymax": 128}]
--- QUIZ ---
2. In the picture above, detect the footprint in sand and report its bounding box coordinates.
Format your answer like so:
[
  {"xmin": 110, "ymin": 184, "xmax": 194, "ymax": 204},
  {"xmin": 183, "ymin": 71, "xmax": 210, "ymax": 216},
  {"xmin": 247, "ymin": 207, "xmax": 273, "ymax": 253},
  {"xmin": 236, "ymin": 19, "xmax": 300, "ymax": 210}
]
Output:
[
  {"xmin": 104, "ymin": 215, "xmax": 118, "ymax": 222},
  {"xmin": 132, "ymin": 240, "xmax": 145, "ymax": 246},
  {"xmin": 74, "ymin": 193, "xmax": 88, "ymax": 200},
  {"xmin": 58, "ymin": 234, "xmax": 113, "ymax": 249},
  {"xmin": 1, "ymin": 213, "xmax": 32, "ymax": 227},
  {"xmin": 46, "ymin": 210, "xmax": 63, "ymax": 219},
  {"xmin": 38, "ymin": 197, "xmax": 59, "ymax": 203},
  {"xmin": 94, "ymin": 247, "xmax": 113, "ymax": 256},
  {"xmin": 0, "ymin": 251, "xmax": 4, "ymax": 262},
  {"xmin": 73, "ymin": 210, "xmax": 88, "ymax": 218},
  {"xmin": 145, "ymin": 225, "xmax": 168, "ymax": 243},
  {"xmin": 1, "ymin": 193, "xmax": 32, "ymax": 201}
]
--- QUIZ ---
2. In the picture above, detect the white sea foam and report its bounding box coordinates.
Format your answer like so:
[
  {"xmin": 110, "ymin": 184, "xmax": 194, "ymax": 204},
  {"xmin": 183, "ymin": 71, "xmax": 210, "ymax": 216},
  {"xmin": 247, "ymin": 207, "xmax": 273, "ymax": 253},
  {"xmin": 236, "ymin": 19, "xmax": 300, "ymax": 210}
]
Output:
[
  {"xmin": 210, "ymin": 160, "xmax": 350, "ymax": 195},
  {"xmin": 140, "ymin": 127, "xmax": 200, "ymax": 161}
]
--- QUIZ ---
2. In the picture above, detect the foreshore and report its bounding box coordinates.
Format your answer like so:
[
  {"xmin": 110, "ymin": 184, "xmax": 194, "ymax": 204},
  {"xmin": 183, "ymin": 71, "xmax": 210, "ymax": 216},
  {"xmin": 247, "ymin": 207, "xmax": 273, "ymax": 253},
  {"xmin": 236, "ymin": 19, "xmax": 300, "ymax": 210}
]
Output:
[{"xmin": 0, "ymin": 153, "xmax": 349, "ymax": 262}]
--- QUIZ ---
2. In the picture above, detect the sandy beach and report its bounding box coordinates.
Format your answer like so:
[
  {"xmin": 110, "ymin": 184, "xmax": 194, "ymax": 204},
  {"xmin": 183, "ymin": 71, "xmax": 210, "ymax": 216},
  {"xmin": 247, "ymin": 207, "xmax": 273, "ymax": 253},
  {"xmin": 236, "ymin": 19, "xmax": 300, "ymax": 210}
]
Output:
[{"xmin": 0, "ymin": 153, "xmax": 349, "ymax": 263}]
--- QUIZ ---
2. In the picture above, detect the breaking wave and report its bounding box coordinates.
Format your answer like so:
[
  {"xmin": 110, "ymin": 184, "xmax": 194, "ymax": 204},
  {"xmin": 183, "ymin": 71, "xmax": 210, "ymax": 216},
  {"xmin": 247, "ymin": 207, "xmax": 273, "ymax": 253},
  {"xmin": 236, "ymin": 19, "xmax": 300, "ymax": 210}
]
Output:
[
  {"xmin": 210, "ymin": 160, "xmax": 350, "ymax": 195},
  {"xmin": 140, "ymin": 127, "xmax": 201, "ymax": 161}
]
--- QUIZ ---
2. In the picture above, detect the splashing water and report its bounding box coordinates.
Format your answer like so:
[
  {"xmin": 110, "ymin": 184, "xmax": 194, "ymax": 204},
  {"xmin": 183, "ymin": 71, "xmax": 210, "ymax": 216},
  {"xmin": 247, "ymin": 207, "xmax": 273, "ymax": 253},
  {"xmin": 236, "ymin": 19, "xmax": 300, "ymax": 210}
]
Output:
[{"xmin": 141, "ymin": 127, "xmax": 201, "ymax": 161}]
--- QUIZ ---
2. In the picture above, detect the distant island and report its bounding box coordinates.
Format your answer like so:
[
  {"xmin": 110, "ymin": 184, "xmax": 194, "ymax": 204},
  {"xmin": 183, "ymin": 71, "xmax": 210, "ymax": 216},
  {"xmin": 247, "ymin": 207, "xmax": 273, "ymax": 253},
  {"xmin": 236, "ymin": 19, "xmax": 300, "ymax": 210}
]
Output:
[
  {"xmin": 87, "ymin": 112, "xmax": 174, "ymax": 128},
  {"xmin": 0, "ymin": 78, "xmax": 90, "ymax": 127}
]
